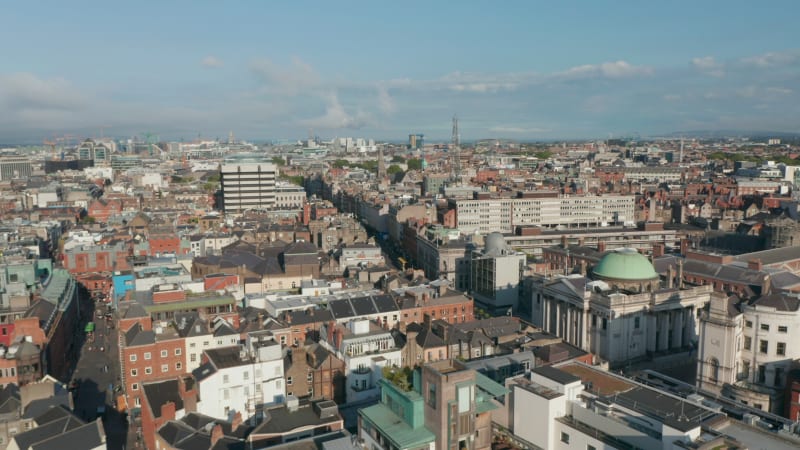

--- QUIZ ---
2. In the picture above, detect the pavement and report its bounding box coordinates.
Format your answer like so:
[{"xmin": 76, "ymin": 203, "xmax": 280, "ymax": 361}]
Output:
[{"xmin": 71, "ymin": 304, "xmax": 128, "ymax": 450}]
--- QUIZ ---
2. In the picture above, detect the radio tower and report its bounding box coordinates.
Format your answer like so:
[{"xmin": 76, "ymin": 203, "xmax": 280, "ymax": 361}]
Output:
[
  {"xmin": 451, "ymin": 115, "xmax": 461, "ymax": 184},
  {"xmin": 679, "ymin": 137, "xmax": 684, "ymax": 166}
]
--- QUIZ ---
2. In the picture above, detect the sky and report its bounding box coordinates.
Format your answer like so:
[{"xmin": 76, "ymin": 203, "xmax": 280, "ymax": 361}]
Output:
[{"xmin": 1, "ymin": 1, "xmax": 799, "ymax": 143}]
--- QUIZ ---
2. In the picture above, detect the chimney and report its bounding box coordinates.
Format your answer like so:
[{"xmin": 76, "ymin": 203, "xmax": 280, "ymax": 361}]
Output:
[
  {"xmin": 210, "ymin": 424, "xmax": 224, "ymax": 447},
  {"xmin": 653, "ymin": 243, "xmax": 664, "ymax": 258},
  {"xmin": 748, "ymin": 259, "xmax": 763, "ymax": 272},
  {"xmin": 561, "ymin": 235, "xmax": 568, "ymax": 249},
  {"xmin": 578, "ymin": 237, "xmax": 585, "ymax": 247},
  {"xmin": 680, "ymin": 238, "xmax": 689, "ymax": 256},
  {"xmin": 763, "ymin": 275, "xmax": 771, "ymax": 294},
  {"xmin": 232, "ymin": 411, "xmax": 243, "ymax": 429},
  {"xmin": 285, "ymin": 312, "xmax": 292, "ymax": 324},
  {"xmin": 677, "ymin": 259, "xmax": 684, "ymax": 289},
  {"xmin": 597, "ymin": 241, "xmax": 606, "ymax": 253},
  {"xmin": 580, "ymin": 260, "xmax": 587, "ymax": 276}
]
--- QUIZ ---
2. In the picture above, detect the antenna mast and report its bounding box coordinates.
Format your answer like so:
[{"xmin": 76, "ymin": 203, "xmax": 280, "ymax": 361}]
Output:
[
  {"xmin": 679, "ymin": 137, "xmax": 684, "ymax": 166},
  {"xmin": 451, "ymin": 115, "xmax": 461, "ymax": 184}
]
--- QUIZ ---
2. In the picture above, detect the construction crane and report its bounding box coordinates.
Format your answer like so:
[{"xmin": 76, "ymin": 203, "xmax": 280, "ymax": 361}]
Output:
[{"xmin": 43, "ymin": 139, "xmax": 57, "ymax": 160}]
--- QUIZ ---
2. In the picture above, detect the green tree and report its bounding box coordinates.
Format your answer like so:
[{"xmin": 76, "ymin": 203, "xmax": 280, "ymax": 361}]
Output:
[
  {"xmin": 280, "ymin": 175, "xmax": 304, "ymax": 186},
  {"xmin": 271, "ymin": 156, "xmax": 286, "ymax": 166},
  {"xmin": 387, "ymin": 165, "xmax": 403, "ymax": 175},
  {"xmin": 534, "ymin": 150, "xmax": 552, "ymax": 159},
  {"xmin": 407, "ymin": 158, "xmax": 422, "ymax": 171},
  {"xmin": 332, "ymin": 159, "xmax": 349, "ymax": 169},
  {"xmin": 391, "ymin": 155, "xmax": 405, "ymax": 163}
]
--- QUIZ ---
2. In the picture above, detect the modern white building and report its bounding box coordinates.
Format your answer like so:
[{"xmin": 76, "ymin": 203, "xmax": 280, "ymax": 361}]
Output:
[
  {"xmin": 508, "ymin": 363, "xmax": 800, "ymax": 450},
  {"xmin": 219, "ymin": 156, "xmax": 278, "ymax": 213},
  {"xmin": 0, "ymin": 157, "xmax": 32, "ymax": 181},
  {"xmin": 697, "ymin": 292, "xmax": 800, "ymax": 415},
  {"xmin": 470, "ymin": 232, "xmax": 526, "ymax": 315},
  {"xmin": 339, "ymin": 242, "xmax": 385, "ymax": 269},
  {"xmin": 450, "ymin": 192, "xmax": 635, "ymax": 234},
  {"xmin": 193, "ymin": 342, "xmax": 285, "ymax": 421},
  {"xmin": 529, "ymin": 249, "xmax": 715, "ymax": 366},
  {"xmin": 319, "ymin": 319, "xmax": 401, "ymax": 404},
  {"xmin": 176, "ymin": 314, "xmax": 240, "ymax": 372},
  {"xmin": 274, "ymin": 182, "xmax": 307, "ymax": 209}
]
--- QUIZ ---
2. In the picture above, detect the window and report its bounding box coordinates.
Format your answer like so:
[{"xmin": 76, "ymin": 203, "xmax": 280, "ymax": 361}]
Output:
[
  {"xmin": 591, "ymin": 315, "xmax": 597, "ymax": 327},
  {"xmin": 132, "ymin": 383, "xmax": 139, "ymax": 391},
  {"xmin": 130, "ymin": 354, "xmax": 137, "ymax": 362},
  {"xmin": 203, "ymin": 341, "xmax": 209, "ymax": 346},
  {"xmin": 758, "ymin": 365, "xmax": 766, "ymax": 383},
  {"xmin": 561, "ymin": 432, "xmax": 570, "ymax": 444},
  {"xmin": 161, "ymin": 364, "xmax": 168, "ymax": 372},
  {"xmin": 777, "ymin": 342, "xmax": 786, "ymax": 356},
  {"xmin": 307, "ymin": 373, "xmax": 313, "ymax": 382},
  {"xmin": 745, "ymin": 320, "xmax": 753, "ymax": 328},
  {"xmin": 190, "ymin": 354, "xmax": 197, "ymax": 362},
  {"xmin": 308, "ymin": 387, "xmax": 313, "ymax": 394},
  {"xmin": 190, "ymin": 342, "xmax": 196, "ymax": 348},
  {"xmin": 760, "ymin": 323, "xmax": 770, "ymax": 331},
  {"xmin": 176, "ymin": 362, "xmax": 182, "ymax": 371},
  {"xmin": 161, "ymin": 350, "xmax": 168, "ymax": 358},
  {"xmin": 634, "ymin": 316, "xmax": 640, "ymax": 329},
  {"xmin": 588, "ymin": 446, "xmax": 597, "ymax": 450},
  {"xmin": 223, "ymin": 389, "xmax": 229, "ymax": 400},
  {"xmin": 144, "ymin": 352, "xmax": 151, "ymax": 360},
  {"xmin": 131, "ymin": 369, "xmax": 138, "ymax": 377},
  {"xmin": 243, "ymin": 371, "xmax": 249, "ymax": 380},
  {"xmin": 144, "ymin": 367, "xmax": 152, "ymax": 375},
  {"xmin": 280, "ymin": 336, "xmax": 286, "ymax": 345},
  {"xmin": 287, "ymin": 376, "xmax": 293, "ymax": 386},
  {"xmin": 428, "ymin": 383, "xmax": 436, "ymax": 409},
  {"xmin": 744, "ymin": 336, "xmax": 752, "ymax": 350},
  {"xmin": 778, "ymin": 325, "xmax": 788, "ymax": 333},
  {"xmin": 175, "ymin": 348, "xmax": 182, "ymax": 356},
  {"xmin": 710, "ymin": 358, "xmax": 720, "ymax": 382},
  {"xmin": 602, "ymin": 318, "xmax": 607, "ymax": 330},
  {"xmin": 223, "ymin": 374, "xmax": 229, "ymax": 384},
  {"xmin": 775, "ymin": 368, "xmax": 784, "ymax": 386},
  {"xmin": 760, "ymin": 340, "xmax": 769, "ymax": 354}
]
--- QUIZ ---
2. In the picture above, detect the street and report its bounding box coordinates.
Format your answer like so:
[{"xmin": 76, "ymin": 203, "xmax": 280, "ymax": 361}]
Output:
[{"xmin": 71, "ymin": 304, "xmax": 128, "ymax": 450}]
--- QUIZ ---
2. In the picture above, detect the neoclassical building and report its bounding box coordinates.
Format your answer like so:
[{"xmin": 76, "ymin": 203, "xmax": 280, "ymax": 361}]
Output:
[
  {"xmin": 529, "ymin": 248, "xmax": 717, "ymax": 367},
  {"xmin": 697, "ymin": 292, "xmax": 800, "ymax": 416}
]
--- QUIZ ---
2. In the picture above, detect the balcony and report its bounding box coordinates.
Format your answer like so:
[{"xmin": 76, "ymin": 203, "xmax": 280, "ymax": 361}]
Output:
[{"xmin": 353, "ymin": 366, "xmax": 372, "ymax": 375}]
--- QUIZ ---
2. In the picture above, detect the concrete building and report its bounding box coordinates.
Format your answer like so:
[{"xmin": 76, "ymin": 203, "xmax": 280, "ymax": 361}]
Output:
[
  {"xmin": 470, "ymin": 232, "xmax": 526, "ymax": 315},
  {"xmin": 77, "ymin": 139, "xmax": 112, "ymax": 166},
  {"xmin": 219, "ymin": 157, "xmax": 278, "ymax": 213},
  {"xmin": 0, "ymin": 157, "xmax": 32, "ymax": 181},
  {"xmin": 697, "ymin": 292, "xmax": 800, "ymax": 416},
  {"xmin": 358, "ymin": 360, "xmax": 505, "ymax": 450},
  {"xmin": 450, "ymin": 192, "xmax": 635, "ymax": 234}
]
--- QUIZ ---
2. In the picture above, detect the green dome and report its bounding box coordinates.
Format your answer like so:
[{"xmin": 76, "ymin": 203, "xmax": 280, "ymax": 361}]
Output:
[{"xmin": 592, "ymin": 248, "xmax": 658, "ymax": 281}]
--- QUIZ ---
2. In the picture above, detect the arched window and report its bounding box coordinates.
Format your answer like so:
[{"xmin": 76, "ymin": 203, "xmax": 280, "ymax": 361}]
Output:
[{"xmin": 710, "ymin": 358, "xmax": 720, "ymax": 382}]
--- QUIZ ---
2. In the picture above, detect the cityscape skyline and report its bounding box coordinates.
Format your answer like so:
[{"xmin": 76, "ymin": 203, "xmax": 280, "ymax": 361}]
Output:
[{"xmin": 1, "ymin": 1, "xmax": 799, "ymax": 142}]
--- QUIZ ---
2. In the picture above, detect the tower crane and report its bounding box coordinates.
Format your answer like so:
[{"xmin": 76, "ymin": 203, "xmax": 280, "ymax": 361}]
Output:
[{"xmin": 43, "ymin": 139, "xmax": 57, "ymax": 160}]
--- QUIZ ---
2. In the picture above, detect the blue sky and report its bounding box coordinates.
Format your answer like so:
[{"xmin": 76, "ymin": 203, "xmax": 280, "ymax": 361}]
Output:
[{"xmin": 1, "ymin": 1, "xmax": 799, "ymax": 142}]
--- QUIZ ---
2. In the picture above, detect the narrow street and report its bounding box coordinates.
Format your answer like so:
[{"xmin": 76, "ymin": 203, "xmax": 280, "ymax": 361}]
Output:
[{"xmin": 71, "ymin": 304, "xmax": 128, "ymax": 450}]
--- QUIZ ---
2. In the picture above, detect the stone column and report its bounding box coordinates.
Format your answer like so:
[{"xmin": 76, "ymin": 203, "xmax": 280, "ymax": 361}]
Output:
[{"xmin": 673, "ymin": 308, "xmax": 684, "ymax": 349}]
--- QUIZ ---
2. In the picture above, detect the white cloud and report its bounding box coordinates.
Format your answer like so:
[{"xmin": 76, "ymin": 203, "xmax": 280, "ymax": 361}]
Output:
[
  {"xmin": 740, "ymin": 50, "xmax": 800, "ymax": 68},
  {"xmin": 201, "ymin": 56, "xmax": 223, "ymax": 68},
  {"xmin": 691, "ymin": 56, "xmax": 725, "ymax": 77},
  {"xmin": 766, "ymin": 87, "xmax": 793, "ymax": 95},
  {"xmin": 251, "ymin": 56, "xmax": 320, "ymax": 95},
  {"xmin": 377, "ymin": 85, "xmax": 395, "ymax": 114},
  {"xmin": 559, "ymin": 60, "xmax": 653, "ymax": 79},
  {"xmin": 663, "ymin": 94, "xmax": 681, "ymax": 102},
  {"xmin": 301, "ymin": 94, "xmax": 368, "ymax": 130},
  {"xmin": 0, "ymin": 73, "xmax": 86, "ymax": 111}
]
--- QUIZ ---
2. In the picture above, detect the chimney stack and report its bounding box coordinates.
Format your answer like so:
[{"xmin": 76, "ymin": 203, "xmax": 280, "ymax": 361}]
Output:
[
  {"xmin": 597, "ymin": 241, "xmax": 606, "ymax": 253},
  {"xmin": 232, "ymin": 411, "xmax": 243, "ymax": 429},
  {"xmin": 677, "ymin": 259, "xmax": 684, "ymax": 289},
  {"xmin": 653, "ymin": 243, "xmax": 665, "ymax": 258},
  {"xmin": 748, "ymin": 259, "xmax": 763, "ymax": 272},
  {"xmin": 680, "ymin": 238, "xmax": 689, "ymax": 256},
  {"xmin": 667, "ymin": 265, "xmax": 674, "ymax": 289}
]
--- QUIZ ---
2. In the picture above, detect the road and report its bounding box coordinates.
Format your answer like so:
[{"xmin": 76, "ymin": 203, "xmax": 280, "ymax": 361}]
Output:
[{"xmin": 71, "ymin": 304, "xmax": 128, "ymax": 450}]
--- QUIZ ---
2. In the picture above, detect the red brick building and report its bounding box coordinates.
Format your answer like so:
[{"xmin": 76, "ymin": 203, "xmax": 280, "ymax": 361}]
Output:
[
  {"xmin": 120, "ymin": 317, "xmax": 188, "ymax": 410},
  {"xmin": 87, "ymin": 199, "xmax": 123, "ymax": 223},
  {"xmin": 140, "ymin": 377, "xmax": 198, "ymax": 450}
]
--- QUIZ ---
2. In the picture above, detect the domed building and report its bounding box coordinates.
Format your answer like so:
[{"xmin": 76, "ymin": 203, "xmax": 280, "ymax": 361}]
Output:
[
  {"xmin": 592, "ymin": 248, "xmax": 660, "ymax": 293},
  {"xmin": 528, "ymin": 246, "xmax": 717, "ymax": 367}
]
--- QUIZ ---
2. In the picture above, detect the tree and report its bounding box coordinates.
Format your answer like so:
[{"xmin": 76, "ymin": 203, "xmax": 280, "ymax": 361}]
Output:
[
  {"xmin": 407, "ymin": 158, "xmax": 423, "ymax": 171},
  {"xmin": 387, "ymin": 165, "xmax": 403, "ymax": 176},
  {"xmin": 534, "ymin": 150, "xmax": 552, "ymax": 160},
  {"xmin": 391, "ymin": 155, "xmax": 405, "ymax": 163},
  {"xmin": 271, "ymin": 156, "xmax": 286, "ymax": 166},
  {"xmin": 331, "ymin": 159, "xmax": 350, "ymax": 169}
]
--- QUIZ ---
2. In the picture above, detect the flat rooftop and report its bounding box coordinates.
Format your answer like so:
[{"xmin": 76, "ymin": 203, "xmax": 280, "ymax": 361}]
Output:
[{"xmin": 558, "ymin": 363, "xmax": 636, "ymax": 396}]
